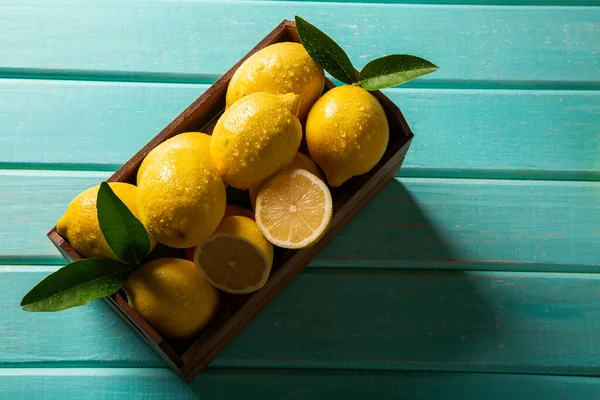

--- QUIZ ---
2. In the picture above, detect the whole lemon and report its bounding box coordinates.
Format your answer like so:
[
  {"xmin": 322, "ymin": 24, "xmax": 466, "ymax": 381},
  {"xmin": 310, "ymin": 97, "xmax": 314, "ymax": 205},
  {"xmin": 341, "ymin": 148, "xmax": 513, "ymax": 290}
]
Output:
[
  {"xmin": 137, "ymin": 132, "xmax": 211, "ymax": 184},
  {"xmin": 224, "ymin": 204, "xmax": 255, "ymax": 219},
  {"xmin": 137, "ymin": 146, "xmax": 226, "ymax": 248},
  {"xmin": 282, "ymin": 151, "xmax": 324, "ymax": 180},
  {"xmin": 124, "ymin": 258, "xmax": 219, "ymax": 340},
  {"xmin": 226, "ymin": 42, "xmax": 325, "ymax": 119},
  {"xmin": 248, "ymin": 151, "xmax": 324, "ymax": 209},
  {"xmin": 211, "ymin": 92, "xmax": 302, "ymax": 190},
  {"xmin": 57, "ymin": 183, "xmax": 155, "ymax": 260},
  {"xmin": 306, "ymin": 85, "xmax": 389, "ymax": 187}
]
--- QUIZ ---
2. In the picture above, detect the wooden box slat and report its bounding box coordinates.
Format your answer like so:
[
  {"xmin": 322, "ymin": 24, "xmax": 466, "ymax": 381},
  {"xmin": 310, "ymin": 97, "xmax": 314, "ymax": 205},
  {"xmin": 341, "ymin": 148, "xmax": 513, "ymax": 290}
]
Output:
[{"xmin": 47, "ymin": 20, "xmax": 414, "ymax": 383}]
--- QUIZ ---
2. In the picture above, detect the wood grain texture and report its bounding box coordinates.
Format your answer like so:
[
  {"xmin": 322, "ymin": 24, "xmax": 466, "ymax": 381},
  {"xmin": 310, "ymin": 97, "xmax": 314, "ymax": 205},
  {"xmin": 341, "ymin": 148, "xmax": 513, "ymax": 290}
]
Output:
[
  {"xmin": 397, "ymin": 88, "xmax": 600, "ymax": 180},
  {"xmin": 1, "ymin": 1, "xmax": 599, "ymax": 86},
  {"xmin": 0, "ymin": 369, "xmax": 196, "ymax": 400},
  {"xmin": 3, "ymin": 171, "xmax": 598, "ymax": 270},
  {"xmin": 0, "ymin": 80, "xmax": 202, "ymax": 170},
  {"xmin": 319, "ymin": 177, "xmax": 600, "ymax": 269},
  {"xmin": 2, "ymin": 80, "xmax": 600, "ymax": 180},
  {"xmin": 192, "ymin": 369, "xmax": 600, "ymax": 400},
  {"xmin": 5, "ymin": 267, "xmax": 600, "ymax": 375},
  {"xmin": 0, "ymin": 170, "xmax": 111, "ymax": 263},
  {"xmin": 2, "ymin": 369, "xmax": 600, "ymax": 400},
  {"xmin": 1, "ymin": 266, "xmax": 160, "ymax": 366},
  {"xmin": 216, "ymin": 270, "xmax": 600, "ymax": 375}
]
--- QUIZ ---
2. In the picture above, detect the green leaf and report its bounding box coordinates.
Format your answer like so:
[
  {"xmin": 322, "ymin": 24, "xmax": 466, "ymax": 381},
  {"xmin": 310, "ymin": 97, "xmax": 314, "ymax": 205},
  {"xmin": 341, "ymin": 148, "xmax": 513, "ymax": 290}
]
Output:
[
  {"xmin": 20, "ymin": 258, "xmax": 135, "ymax": 312},
  {"xmin": 295, "ymin": 16, "xmax": 357, "ymax": 85},
  {"xmin": 359, "ymin": 54, "xmax": 439, "ymax": 91},
  {"xmin": 97, "ymin": 182, "xmax": 151, "ymax": 264}
]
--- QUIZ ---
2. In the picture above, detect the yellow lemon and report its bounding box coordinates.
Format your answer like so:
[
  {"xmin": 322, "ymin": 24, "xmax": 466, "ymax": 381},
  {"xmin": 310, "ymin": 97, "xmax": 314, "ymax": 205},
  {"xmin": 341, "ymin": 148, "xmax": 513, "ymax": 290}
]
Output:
[
  {"xmin": 248, "ymin": 151, "xmax": 323, "ymax": 209},
  {"xmin": 124, "ymin": 258, "xmax": 219, "ymax": 340},
  {"xmin": 284, "ymin": 152, "xmax": 324, "ymax": 180},
  {"xmin": 256, "ymin": 169, "xmax": 332, "ymax": 249},
  {"xmin": 184, "ymin": 205, "xmax": 255, "ymax": 261},
  {"xmin": 137, "ymin": 146, "xmax": 226, "ymax": 248},
  {"xmin": 194, "ymin": 216, "xmax": 273, "ymax": 294},
  {"xmin": 211, "ymin": 92, "xmax": 302, "ymax": 190},
  {"xmin": 306, "ymin": 85, "xmax": 389, "ymax": 187},
  {"xmin": 226, "ymin": 42, "xmax": 325, "ymax": 119},
  {"xmin": 224, "ymin": 204, "xmax": 255, "ymax": 219},
  {"xmin": 137, "ymin": 132, "xmax": 211, "ymax": 184},
  {"xmin": 57, "ymin": 182, "xmax": 155, "ymax": 260}
]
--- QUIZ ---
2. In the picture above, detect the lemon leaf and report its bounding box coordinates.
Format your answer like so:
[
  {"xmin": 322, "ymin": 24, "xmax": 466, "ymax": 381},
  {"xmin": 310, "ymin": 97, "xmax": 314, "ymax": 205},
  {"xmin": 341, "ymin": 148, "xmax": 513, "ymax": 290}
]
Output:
[
  {"xmin": 20, "ymin": 258, "xmax": 135, "ymax": 312},
  {"xmin": 97, "ymin": 182, "xmax": 151, "ymax": 264},
  {"xmin": 359, "ymin": 54, "xmax": 439, "ymax": 90},
  {"xmin": 295, "ymin": 16, "xmax": 357, "ymax": 85}
]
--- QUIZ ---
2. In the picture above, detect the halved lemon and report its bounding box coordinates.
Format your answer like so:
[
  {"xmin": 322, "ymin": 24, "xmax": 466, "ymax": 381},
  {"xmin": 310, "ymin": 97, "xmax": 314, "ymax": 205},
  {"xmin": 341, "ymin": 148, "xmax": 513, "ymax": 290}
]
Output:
[
  {"xmin": 249, "ymin": 152, "xmax": 324, "ymax": 209},
  {"xmin": 256, "ymin": 169, "xmax": 332, "ymax": 249},
  {"xmin": 193, "ymin": 216, "xmax": 273, "ymax": 294}
]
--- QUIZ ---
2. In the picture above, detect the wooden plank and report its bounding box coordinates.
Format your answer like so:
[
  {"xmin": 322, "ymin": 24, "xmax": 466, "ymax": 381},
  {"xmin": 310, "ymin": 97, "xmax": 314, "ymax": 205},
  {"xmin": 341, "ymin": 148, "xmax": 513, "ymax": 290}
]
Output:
[
  {"xmin": 319, "ymin": 177, "xmax": 600, "ymax": 269},
  {"xmin": 2, "ymin": 80, "xmax": 600, "ymax": 180},
  {"xmin": 243, "ymin": 0, "xmax": 600, "ymax": 4},
  {"xmin": 1, "ymin": 265, "xmax": 161, "ymax": 365},
  {"xmin": 216, "ymin": 270, "xmax": 600, "ymax": 374},
  {"xmin": 2, "ymin": 171, "xmax": 598, "ymax": 270},
  {"xmin": 192, "ymin": 370, "xmax": 600, "ymax": 400},
  {"xmin": 397, "ymin": 88, "xmax": 600, "ymax": 180},
  {"xmin": 1, "ymin": 369, "xmax": 600, "ymax": 400},
  {"xmin": 1, "ymin": 2, "xmax": 599, "ymax": 86},
  {"xmin": 0, "ymin": 80, "xmax": 202, "ymax": 170},
  {"xmin": 0, "ymin": 369, "xmax": 196, "ymax": 400},
  {"xmin": 5, "ymin": 267, "xmax": 600, "ymax": 375},
  {"xmin": 0, "ymin": 170, "xmax": 111, "ymax": 263}
]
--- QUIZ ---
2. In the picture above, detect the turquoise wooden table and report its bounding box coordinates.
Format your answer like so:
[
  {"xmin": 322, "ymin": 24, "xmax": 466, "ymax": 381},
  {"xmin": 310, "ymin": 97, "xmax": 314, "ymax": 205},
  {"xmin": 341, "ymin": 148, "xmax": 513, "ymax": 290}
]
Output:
[{"xmin": 2, "ymin": 0, "xmax": 600, "ymax": 398}]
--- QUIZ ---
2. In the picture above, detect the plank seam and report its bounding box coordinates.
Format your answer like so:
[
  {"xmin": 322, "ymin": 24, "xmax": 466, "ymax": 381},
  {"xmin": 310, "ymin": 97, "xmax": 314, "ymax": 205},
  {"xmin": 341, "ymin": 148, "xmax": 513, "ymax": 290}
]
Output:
[
  {"xmin": 3, "ymin": 164, "xmax": 600, "ymax": 183},
  {"xmin": 6, "ymin": 264, "xmax": 600, "ymax": 277},
  {"xmin": 1, "ymin": 71, "xmax": 599, "ymax": 92},
  {"xmin": 2, "ymin": 365, "xmax": 600, "ymax": 379}
]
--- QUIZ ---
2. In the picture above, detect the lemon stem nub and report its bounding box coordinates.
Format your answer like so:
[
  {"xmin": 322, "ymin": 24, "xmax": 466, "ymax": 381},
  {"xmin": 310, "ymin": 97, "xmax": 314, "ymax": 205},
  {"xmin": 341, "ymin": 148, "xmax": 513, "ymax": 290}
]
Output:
[{"xmin": 279, "ymin": 93, "xmax": 301, "ymax": 117}]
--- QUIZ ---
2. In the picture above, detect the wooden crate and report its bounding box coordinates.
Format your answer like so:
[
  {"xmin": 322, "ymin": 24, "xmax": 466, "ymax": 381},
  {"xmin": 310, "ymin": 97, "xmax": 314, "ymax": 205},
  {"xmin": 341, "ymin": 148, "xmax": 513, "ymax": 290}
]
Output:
[{"xmin": 47, "ymin": 20, "xmax": 414, "ymax": 383}]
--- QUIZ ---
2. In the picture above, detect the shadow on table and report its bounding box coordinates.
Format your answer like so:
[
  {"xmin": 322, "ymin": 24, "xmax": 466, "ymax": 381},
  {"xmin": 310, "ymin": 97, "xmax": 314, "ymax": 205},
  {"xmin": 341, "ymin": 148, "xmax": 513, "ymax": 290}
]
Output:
[
  {"xmin": 184, "ymin": 180, "xmax": 510, "ymax": 396},
  {"xmin": 357, "ymin": 179, "xmax": 504, "ymax": 372}
]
